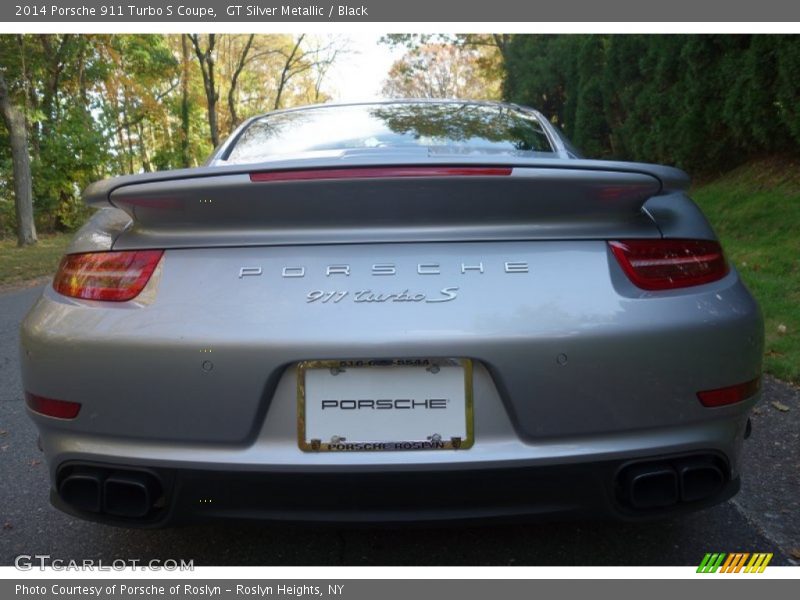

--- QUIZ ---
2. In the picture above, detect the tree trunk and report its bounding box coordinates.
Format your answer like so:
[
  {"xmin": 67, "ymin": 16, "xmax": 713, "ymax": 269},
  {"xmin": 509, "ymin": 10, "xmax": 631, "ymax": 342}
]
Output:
[
  {"xmin": 17, "ymin": 34, "xmax": 40, "ymax": 158},
  {"xmin": 39, "ymin": 35, "xmax": 71, "ymax": 138},
  {"xmin": 137, "ymin": 120, "xmax": 151, "ymax": 172},
  {"xmin": 228, "ymin": 34, "xmax": 255, "ymax": 130},
  {"xmin": 0, "ymin": 72, "xmax": 37, "ymax": 246},
  {"xmin": 180, "ymin": 34, "xmax": 191, "ymax": 168},
  {"xmin": 189, "ymin": 34, "xmax": 220, "ymax": 147},
  {"xmin": 274, "ymin": 35, "xmax": 305, "ymax": 110}
]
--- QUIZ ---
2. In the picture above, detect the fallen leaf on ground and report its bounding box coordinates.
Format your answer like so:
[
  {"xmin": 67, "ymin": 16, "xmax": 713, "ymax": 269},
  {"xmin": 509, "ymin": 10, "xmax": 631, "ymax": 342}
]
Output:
[
  {"xmin": 29, "ymin": 459, "xmax": 41, "ymax": 467},
  {"xmin": 0, "ymin": 430, "xmax": 6, "ymax": 435},
  {"xmin": 791, "ymin": 548, "xmax": 800, "ymax": 560},
  {"xmin": 2, "ymin": 522, "xmax": 12, "ymax": 530},
  {"xmin": 771, "ymin": 401, "xmax": 790, "ymax": 412}
]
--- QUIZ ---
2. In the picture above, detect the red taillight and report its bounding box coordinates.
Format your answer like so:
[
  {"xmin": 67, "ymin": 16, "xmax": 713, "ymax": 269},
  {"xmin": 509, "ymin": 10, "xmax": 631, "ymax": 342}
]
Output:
[
  {"xmin": 609, "ymin": 239, "xmax": 728, "ymax": 290},
  {"xmin": 53, "ymin": 250, "xmax": 163, "ymax": 302},
  {"xmin": 697, "ymin": 377, "xmax": 761, "ymax": 408},
  {"xmin": 249, "ymin": 166, "xmax": 513, "ymax": 182},
  {"xmin": 25, "ymin": 392, "xmax": 81, "ymax": 419}
]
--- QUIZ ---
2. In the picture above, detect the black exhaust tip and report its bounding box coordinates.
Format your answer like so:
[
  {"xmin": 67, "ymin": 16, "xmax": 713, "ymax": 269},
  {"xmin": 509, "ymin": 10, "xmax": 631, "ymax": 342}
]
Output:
[
  {"xmin": 57, "ymin": 464, "xmax": 166, "ymax": 521},
  {"xmin": 103, "ymin": 472, "xmax": 161, "ymax": 518},
  {"xmin": 616, "ymin": 454, "xmax": 730, "ymax": 511},
  {"xmin": 621, "ymin": 464, "xmax": 679, "ymax": 509},
  {"xmin": 58, "ymin": 470, "xmax": 103, "ymax": 513},
  {"xmin": 677, "ymin": 458, "xmax": 724, "ymax": 503}
]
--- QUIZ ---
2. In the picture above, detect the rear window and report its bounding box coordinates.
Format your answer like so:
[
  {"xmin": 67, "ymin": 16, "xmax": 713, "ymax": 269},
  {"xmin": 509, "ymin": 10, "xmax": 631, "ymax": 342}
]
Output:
[{"xmin": 223, "ymin": 103, "xmax": 555, "ymax": 164}]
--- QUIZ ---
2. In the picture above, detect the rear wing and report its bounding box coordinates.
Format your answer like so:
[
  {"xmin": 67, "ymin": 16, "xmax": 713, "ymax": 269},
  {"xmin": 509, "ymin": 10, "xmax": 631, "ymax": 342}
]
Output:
[{"xmin": 82, "ymin": 157, "xmax": 689, "ymax": 250}]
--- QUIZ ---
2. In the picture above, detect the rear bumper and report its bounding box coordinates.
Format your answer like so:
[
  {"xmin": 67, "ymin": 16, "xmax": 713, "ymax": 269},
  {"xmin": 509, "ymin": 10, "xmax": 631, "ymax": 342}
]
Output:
[
  {"xmin": 51, "ymin": 451, "xmax": 740, "ymax": 527},
  {"xmin": 37, "ymin": 370, "xmax": 755, "ymax": 526}
]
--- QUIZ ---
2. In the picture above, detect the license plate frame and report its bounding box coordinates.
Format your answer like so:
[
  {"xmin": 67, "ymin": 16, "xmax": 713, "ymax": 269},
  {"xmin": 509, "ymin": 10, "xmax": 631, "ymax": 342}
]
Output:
[{"xmin": 297, "ymin": 358, "xmax": 474, "ymax": 452}]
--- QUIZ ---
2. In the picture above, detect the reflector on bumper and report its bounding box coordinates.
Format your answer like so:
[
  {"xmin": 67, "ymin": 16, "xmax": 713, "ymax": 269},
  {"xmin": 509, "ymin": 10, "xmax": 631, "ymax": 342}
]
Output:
[
  {"xmin": 25, "ymin": 392, "xmax": 81, "ymax": 419},
  {"xmin": 697, "ymin": 377, "xmax": 761, "ymax": 407}
]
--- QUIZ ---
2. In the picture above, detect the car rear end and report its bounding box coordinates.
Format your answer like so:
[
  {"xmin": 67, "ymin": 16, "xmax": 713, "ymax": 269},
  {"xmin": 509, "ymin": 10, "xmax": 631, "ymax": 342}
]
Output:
[{"xmin": 19, "ymin": 101, "xmax": 763, "ymax": 526}]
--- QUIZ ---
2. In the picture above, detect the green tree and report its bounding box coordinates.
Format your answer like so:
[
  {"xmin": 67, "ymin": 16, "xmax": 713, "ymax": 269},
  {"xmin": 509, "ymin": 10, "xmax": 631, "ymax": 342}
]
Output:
[
  {"xmin": 382, "ymin": 42, "xmax": 501, "ymax": 100},
  {"xmin": 503, "ymin": 34, "xmax": 800, "ymax": 173},
  {"xmin": 572, "ymin": 36, "xmax": 609, "ymax": 157},
  {"xmin": 0, "ymin": 33, "xmax": 346, "ymax": 238}
]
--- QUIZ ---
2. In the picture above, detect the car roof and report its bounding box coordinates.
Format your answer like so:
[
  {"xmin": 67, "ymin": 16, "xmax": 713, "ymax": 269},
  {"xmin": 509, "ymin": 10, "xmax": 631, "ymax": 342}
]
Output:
[{"xmin": 250, "ymin": 98, "xmax": 541, "ymax": 120}]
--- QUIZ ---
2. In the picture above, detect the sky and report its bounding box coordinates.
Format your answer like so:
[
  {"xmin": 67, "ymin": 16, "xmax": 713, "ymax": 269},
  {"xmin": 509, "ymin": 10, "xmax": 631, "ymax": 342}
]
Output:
[{"xmin": 324, "ymin": 34, "xmax": 407, "ymax": 101}]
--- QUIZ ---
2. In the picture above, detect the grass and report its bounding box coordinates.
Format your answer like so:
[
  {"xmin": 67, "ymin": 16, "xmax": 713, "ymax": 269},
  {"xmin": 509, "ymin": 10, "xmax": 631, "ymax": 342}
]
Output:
[
  {"xmin": 692, "ymin": 156, "xmax": 800, "ymax": 384},
  {"xmin": 0, "ymin": 232, "xmax": 71, "ymax": 288}
]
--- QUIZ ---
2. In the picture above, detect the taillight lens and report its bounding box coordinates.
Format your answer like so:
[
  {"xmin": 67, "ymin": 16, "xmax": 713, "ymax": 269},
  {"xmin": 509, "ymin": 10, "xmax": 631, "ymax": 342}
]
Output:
[
  {"xmin": 697, "ymin": 377, "xmax": 761, "ymax": 408},
  {"xmin": 609, "ymin": 239, "xmax": 728, "ymax": 290},
  {"xmin": 53, "ymin": 250, "xmax": 163, "ymax": 301},
  {"xmin": 25, "ymin": 392, "xmax": 81, "ymax": 419}
]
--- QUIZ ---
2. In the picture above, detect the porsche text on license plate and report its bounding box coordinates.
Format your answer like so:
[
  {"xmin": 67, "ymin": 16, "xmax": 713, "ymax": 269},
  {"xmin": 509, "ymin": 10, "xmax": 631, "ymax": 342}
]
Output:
[{"xmin": 297, "ymin": 359, "xmax": 473, "ymax": 451}]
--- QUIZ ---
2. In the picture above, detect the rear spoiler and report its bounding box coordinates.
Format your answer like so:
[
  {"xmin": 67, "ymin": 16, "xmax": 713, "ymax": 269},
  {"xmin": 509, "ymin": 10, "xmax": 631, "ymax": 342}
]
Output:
[
  {"xmin": 82, "ymin": 157, "xmax": 689, "ymax": 249},
  {"xmin": 84, "ymin": 156, "xmax": 689, "ymax": 206}
]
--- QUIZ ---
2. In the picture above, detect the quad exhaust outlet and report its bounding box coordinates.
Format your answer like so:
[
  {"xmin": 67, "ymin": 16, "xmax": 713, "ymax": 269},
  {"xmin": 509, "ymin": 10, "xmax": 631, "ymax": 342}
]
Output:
[
  {"xmin": 58, "ymin": 466, "xmax": 164, "ymax": 520},
  {"xmin": 618, "ymin": 455, "xmax": 726, "ymax": 510}
]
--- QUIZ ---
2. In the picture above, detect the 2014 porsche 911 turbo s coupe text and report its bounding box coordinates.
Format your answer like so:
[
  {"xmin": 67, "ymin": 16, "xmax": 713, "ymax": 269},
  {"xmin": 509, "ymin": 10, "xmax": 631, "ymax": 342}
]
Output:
[{"xmin": 20, "ymin": 100, "xmax": 763, "ymax": 526}]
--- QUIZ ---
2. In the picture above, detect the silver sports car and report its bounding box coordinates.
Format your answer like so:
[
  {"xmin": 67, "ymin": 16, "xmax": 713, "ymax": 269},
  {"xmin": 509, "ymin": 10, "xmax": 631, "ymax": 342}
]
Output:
[{"xmin": 20, "ymin": 100, "xmax": 763, "ymax": 526}]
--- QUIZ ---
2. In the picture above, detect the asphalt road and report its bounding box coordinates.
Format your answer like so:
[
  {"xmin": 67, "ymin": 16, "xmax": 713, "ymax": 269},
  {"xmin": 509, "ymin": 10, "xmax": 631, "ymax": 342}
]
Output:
[{"xmin": 1, "ymin": 285, "xmax": 797, "ymax": 567}]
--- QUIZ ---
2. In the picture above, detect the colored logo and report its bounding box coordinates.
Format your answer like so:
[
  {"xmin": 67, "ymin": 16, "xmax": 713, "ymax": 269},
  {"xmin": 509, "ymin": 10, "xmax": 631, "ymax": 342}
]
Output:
[{"xmin": 697, "ymin": 553, "xmax": 773, "ymax": 573}]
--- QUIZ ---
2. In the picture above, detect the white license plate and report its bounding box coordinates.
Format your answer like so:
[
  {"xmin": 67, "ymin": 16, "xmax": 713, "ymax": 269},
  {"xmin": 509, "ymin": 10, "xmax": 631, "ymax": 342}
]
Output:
[{"xmin": 297, "ymin": 359, "xmax": 473, "ymax": 451}]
